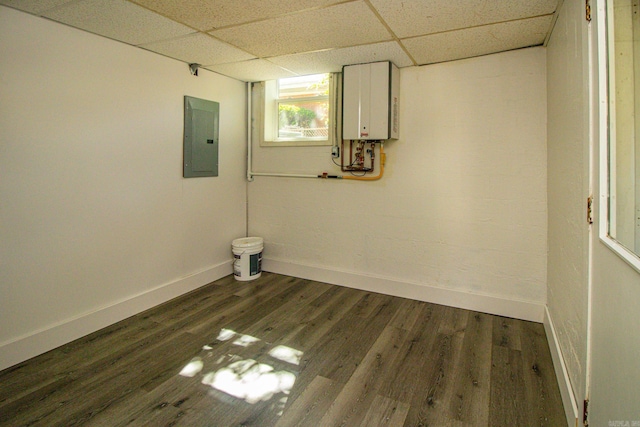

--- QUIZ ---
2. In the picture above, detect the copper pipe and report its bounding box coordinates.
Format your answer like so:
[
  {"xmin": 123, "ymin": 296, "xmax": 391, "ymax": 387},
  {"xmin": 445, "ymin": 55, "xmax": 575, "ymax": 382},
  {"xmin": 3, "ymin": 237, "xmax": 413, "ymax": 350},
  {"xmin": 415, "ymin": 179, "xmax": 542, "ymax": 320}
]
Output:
[{"xmin": 343, "ymin": 143, "xmax": 385, "ymax": 181}]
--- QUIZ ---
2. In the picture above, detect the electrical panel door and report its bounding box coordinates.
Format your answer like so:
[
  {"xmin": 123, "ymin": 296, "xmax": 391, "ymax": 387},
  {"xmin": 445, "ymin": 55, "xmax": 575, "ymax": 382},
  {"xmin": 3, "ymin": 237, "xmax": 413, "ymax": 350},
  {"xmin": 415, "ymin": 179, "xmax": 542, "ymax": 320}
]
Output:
[{"xmin": 183, "ymin": 96, "xmax": 219, "ymax": 178}]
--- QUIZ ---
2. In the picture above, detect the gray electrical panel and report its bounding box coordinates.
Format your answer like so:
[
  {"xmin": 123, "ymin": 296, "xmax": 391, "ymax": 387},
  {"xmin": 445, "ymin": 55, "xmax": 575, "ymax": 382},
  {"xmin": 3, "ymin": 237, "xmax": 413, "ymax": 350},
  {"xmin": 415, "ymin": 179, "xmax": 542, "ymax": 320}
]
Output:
[{"xmin": 183, "ymin": 96, "xmax": 219, "ymax": 178}]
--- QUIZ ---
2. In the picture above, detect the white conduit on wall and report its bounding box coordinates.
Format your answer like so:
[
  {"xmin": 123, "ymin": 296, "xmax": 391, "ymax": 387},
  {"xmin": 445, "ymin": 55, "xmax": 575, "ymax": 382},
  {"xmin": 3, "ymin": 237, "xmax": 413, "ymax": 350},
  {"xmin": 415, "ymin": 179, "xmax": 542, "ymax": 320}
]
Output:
[
  {"xmin": 247, "ymin": 82, "xmax": 253, "ymax": 182},
  {"xmin": 251, "ymin": 172, "xmax": 320, "ymax": 178}
]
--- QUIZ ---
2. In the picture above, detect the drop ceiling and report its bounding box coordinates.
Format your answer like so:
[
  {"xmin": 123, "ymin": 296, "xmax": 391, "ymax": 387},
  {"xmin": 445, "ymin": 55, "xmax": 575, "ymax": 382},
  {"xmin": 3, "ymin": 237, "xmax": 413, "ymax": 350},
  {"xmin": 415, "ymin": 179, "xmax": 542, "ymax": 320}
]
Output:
[{"xmin": 0, "ymin": 0, "xmax": 561, "ymax": 82}]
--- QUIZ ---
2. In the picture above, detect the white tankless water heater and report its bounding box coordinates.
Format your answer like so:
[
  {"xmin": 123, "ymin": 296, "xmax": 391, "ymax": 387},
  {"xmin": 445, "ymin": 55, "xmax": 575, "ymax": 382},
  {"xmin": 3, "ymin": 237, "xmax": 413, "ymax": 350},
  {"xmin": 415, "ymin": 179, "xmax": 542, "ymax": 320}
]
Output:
[{"xmin": 342, "ymin": 61, "xmax": 399, "ymax": 140}]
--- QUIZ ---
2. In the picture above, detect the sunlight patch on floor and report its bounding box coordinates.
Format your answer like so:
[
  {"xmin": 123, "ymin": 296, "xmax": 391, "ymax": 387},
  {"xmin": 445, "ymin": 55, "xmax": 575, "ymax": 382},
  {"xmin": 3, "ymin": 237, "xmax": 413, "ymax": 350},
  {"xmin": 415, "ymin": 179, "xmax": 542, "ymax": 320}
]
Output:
[
  {"xmin": 177, "ymin": 327, "xmax": 303, "ymax": 409},
  {"xmin": 178, "ymin": 357, "xmax": 204, "ymax": 378},
  {"xmin": 268, "ymin": 345, "xmax": 303, "ymax": 365},
  {"xmin": 202, "ymin": 359, "xmax": 296, "ymax": 404}
]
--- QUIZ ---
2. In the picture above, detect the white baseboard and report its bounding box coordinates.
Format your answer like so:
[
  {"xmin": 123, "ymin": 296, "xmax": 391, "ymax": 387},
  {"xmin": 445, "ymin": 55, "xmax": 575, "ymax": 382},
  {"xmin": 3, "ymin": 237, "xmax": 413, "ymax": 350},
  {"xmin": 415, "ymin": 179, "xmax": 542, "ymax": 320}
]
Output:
[
  {"xmin": 544, "ymin": 306, "xmax": 580, "ymax": 427},
  {"xmin": 263, "ymin": 258, "xmax": 545, "ymax": 323},
  {"xmin": 0, "ymin": 261, "xmax": 233, "ymax": 372}
]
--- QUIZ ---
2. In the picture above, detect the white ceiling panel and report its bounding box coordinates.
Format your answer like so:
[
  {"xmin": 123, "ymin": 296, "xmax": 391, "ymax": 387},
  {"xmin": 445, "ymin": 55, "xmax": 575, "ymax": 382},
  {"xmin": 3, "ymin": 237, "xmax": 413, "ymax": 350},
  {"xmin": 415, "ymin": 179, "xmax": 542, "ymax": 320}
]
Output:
[
  {"xmin": 205, "ymin": 59, "xmax": 296, "ymax": 82},
  {"xmin": 131, "ymin": 0, "xmax": 345, "ymax": 31},
  {"xmin": 403, "ymin": 16, "xmax": 553, "ymax": 66},
  {"xmin": 42, "ymin": 0, "xmax": 193, "ymax": 45},
  {"xmin": 269, "ymin": 42, "xmax": 414, "ymax": 75},
  {"xmin": 210, "ymin": 1, "xmax": 392, "ymax": 58},
  {"xmin": 2, "ymin": 0, "xmax": 561, "ymax": 82},
  {"xmin": 140, "ymin": 33, "xmax": 255, "ymax": 66},
  {"xmin": 370, "ymin": 0, "xmax": 558, "ymax": 39},
  {"xmin": 0, "ymin": 0, "xmax": 73, "ymax": 14}
]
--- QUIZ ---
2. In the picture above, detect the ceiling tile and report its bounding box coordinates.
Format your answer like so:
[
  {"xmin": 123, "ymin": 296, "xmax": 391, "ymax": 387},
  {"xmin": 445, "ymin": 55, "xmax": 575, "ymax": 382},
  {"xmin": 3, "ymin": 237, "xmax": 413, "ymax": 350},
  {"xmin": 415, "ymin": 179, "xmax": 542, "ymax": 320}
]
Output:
[
  {"xmin": 3, "ymin": 0, "xmax": 559, "ymax": 82},
  {"xmin": 210, "ymin": 1, "xmax": 392, "ymax": 58},
  {"xmin": 131, "ymin": 0, "xmax": 345, "ymax": 31},
  {"xmin": 205, "ymin": 59, "xmax": 296, "ymax": 82},
  {"xmin": 140, "ymin": 33, "xmax": 255, "ymax": 66},
  {"xmin": 402, "ymin": 16, "xmax": 553, "ymax": 65},
  {"xmin": 269, "ymin": 41, "xmax": 414, "ymax": 75},
  {"xmin": 0, "ymin": 0, "xmax": 73, "ymax": 14},
  {"xmin": 42, "ymin": 0, "xmax": 193, "ymax": 45},
  {"xmin": 370, "ymin": 0, "xmax": 558, "ymax": 38}
]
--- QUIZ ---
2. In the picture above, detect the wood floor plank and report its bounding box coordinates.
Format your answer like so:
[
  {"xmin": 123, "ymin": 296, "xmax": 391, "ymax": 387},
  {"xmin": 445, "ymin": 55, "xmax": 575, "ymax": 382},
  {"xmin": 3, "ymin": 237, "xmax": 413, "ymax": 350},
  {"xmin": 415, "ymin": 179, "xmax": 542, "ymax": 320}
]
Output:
[
  {"xmin": 8, "ymin": 328, "xmax": 203, "ymax": 427},
  {"xmin": 65, "ymin": 331, "xmax": 207, "ymax": 427},
  {"xmin": 274, "ymin": 376, "xmax": 343, "ymax": 427},
  {"xmin": 2, "ymin": 318, "xmax": 184, "ymax": 426},
  {"xmin": 519, "ymin": 321, "xmax": 566, "ymax": 427},
  {"xmin": 283, "ymin": 308, "xmax": 373, "ymax": 408},
  {"xmin": 234, "ymin": 279, "xmax": 334, "ymax": 342},
  {"xmin": 377, "ymin": 302, "xmax": 445, "ymax": 404},
  {"xmin": 178, "ymin": 280, "xmax": 332, "ymax": 380},
  {"xmin": 444, "ymin": 312, "xmax": 493, "ymax": 426},
  {"xmin": 0, "ymin": 273, "xmax": 566, "ymax": 427},
  {"xmin": 403, "ymin": 332, "xmax": 466, "ymax": 426},
  {"xmin": 146, "ymin": 281, "xmax": 238, "ymax": 325},
  {"xmin": 282, "ymin": 282, "xmax": 347, "ymax": 326},
  {"xmin": 232, "ymin": 271, "xmax": 282, "ymax": 298},
  {"xmin": 388, "ymin": 299, "xmax": 427, "ymax": 331},
  {"xmin": 280, "ymin": 285, "xmax": 364, "ymax": 352},
  {"xmin": 84, "ymin": 382, "xmax": 197, "ymax": 427},
  {"xmin": 0, "ymin": 316, "xmax": 162, "ymax": 406},
  {"xmin": 316, "ymin": 294, "xmax": 403, "ymax": 382},
  {"xmin": 139, "ymin": 278, "xmax": 332, "ymax": 427},
  {"xmin": 0, "ymin": 375, "xmax": 76, "ymax": 426},
  {"xmin": 351, "ymin": 292, "xmax": 386, "ymax": 318},
  {"xmin": 358, "ymin": 394, "xmax": 410, "ymax": 427},
  {"xmin": 280, "ymin": 293, "xmax": 402, "ymax": 412},
  {"xmin": 184, "ymin": 275, "xmax": 301, "ymax": 336},
  {"xmin": 492, "ymin": 315, "xmax": 523, "ymax": 351},
  {"xmin": 402, "ymin": 306, "xmax": 467, "ymax": 427},
  {"xmin": 489, "ymin": 345, "xmax": 528, "ymax": 426},
  {"xmin": 437, "ymin": 304, "xmax": 469, "ymax": 336},
  {"xmin": 318, "ymin": 325, "xmax": 409, "ymax": 426}
]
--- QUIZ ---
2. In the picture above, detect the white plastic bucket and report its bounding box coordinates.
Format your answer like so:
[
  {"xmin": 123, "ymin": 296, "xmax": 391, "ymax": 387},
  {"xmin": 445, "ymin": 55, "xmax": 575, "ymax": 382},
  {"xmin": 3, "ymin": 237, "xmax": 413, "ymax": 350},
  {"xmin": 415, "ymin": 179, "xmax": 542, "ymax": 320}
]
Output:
[{"xmin": 232, "ymin": 237, "xmax": 263, "ymax": 281}]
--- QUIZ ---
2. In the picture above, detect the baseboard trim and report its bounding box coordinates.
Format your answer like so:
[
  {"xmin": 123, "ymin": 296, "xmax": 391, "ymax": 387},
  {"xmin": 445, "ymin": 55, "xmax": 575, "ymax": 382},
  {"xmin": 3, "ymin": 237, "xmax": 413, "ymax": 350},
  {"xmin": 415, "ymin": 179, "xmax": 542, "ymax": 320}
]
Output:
[
  {"xmin": 544, "ymin": 306, "xmax": 580, "ymax": 427},
  {"xmin": 263, "ymin": 258, "xmax": 545, "ymax": 323},
  {"xmin": 0, "ymin": 261, "xmax": 233, "ymax": 371}
]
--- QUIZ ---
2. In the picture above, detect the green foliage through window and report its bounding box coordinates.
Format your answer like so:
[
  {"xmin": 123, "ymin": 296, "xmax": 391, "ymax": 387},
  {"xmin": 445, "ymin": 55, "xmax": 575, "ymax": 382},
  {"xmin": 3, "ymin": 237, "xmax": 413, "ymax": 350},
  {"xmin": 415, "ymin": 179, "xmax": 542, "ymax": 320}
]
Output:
[
  {"xmin": 276, "ymin": 74, "xmax": 329, "ymax": 140},
  {"xmin": 279, "ymin": 104, "xmax": 316, "ymax": 128}
]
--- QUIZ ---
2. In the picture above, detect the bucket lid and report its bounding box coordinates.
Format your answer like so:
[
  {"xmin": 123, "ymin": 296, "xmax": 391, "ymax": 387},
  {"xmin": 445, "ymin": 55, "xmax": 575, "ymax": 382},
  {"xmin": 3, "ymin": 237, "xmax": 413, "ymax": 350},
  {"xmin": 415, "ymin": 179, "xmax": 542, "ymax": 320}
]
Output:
[{"xmin": 232, "ymin": 237, "xmax": 263, "ymax": 248}]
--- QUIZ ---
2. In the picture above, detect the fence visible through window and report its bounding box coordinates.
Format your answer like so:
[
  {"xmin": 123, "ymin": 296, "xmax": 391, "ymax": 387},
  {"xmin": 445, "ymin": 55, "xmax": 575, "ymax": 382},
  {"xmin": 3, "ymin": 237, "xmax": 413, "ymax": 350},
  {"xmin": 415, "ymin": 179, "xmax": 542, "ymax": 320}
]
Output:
[{"xmin": 277, "ymin": 74, "xmax": 329, "ymax": 141}]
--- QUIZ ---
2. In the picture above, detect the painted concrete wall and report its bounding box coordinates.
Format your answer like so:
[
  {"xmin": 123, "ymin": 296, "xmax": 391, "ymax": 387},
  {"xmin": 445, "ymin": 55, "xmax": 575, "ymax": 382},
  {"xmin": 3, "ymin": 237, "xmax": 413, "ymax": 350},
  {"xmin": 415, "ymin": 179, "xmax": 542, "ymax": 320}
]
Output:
[
  {"xmin": 0, "ymin": 7, "xmax": 247, "ymax": 369},
  {"xmin": 589, "ymin": 0, "xmax": 640, "ymax": 424},
  {"xmin": 548, "ymin": 0, "xmax": 640, "ymax": 423},
  {"xmin": 590, "ymin": 241, "xmax": 640, "ymax": 425},
  {"xmin": 546, "ymin": 0, "xmax": 590, "ymax": 413},
  {"xmin": 249, "ymin": 47, "xmax": 547, "ymax": 316}
]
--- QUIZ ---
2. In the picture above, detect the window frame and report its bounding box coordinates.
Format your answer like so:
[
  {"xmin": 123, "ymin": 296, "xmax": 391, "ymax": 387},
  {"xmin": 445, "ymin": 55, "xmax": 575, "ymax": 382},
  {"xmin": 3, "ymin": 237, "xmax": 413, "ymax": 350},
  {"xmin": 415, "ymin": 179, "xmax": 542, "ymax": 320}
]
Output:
[
  {"xmin": 597, "ymin": 0, "xmax": 640, "ymax": 273},
  {"xmin": 259, "ymin": 73, "xmax": 337, "ymax": 147}
]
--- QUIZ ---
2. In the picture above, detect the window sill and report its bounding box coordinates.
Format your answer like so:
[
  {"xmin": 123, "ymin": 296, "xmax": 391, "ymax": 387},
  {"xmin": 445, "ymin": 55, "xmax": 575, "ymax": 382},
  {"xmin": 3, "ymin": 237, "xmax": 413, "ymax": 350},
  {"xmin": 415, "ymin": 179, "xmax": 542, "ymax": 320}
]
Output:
[
  {"xmin": 599, "ymin": 233, "xmax": 640, "ymax": 274},
  {"xmin": 260, "ymin": 139, "xmax": 332, "ymax": 147}
]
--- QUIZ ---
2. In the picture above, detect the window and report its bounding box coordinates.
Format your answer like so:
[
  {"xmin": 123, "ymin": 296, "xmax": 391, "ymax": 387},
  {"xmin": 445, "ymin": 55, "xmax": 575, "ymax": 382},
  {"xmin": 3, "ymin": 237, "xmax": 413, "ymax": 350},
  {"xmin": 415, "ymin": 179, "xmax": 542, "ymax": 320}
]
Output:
[
  {"xmin": 600, "ymin": 0, "xmax": 640, "ymax": 271},
  {"xmin": 260, "ymin": 73, "xmax": 337, "ymax": 146}
]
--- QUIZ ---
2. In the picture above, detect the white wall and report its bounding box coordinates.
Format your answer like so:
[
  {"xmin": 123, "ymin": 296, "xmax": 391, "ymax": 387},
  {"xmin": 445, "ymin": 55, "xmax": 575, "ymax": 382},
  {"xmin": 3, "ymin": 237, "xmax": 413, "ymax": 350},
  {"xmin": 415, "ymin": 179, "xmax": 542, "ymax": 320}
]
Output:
[
  {"xmin": 589, "ymin": 0, "xmax": 640, "ymax": 424},
  {"xmin": 546, "ymin": 0, "xmax": 590, "ymax": 419},
  {"xmin": 249, "ymin": 47, "xmax": 548, "ymax": 321},
  {"xmin": 547, "ymin": 0, "xmax": 640, "ymax": 424},
  {"xmin": 590, "ymin": 243, "xmax": 640, "ymax": 425},
  {"xmin": 0, "ymin": 6, "xmax": 247, "ymax": 370}
]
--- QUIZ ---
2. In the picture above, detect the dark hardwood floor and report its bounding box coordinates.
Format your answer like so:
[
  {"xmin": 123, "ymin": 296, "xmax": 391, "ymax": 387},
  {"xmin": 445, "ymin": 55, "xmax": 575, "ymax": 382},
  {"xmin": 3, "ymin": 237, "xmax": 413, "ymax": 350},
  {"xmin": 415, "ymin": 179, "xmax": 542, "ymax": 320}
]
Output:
[{"xmin": 0, "ymin": 273, "xmax": 565, "ymax": 426}]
